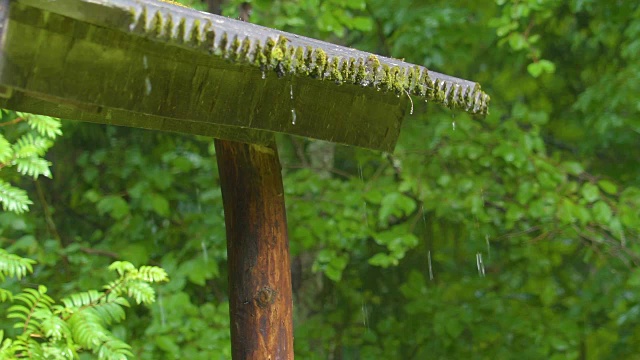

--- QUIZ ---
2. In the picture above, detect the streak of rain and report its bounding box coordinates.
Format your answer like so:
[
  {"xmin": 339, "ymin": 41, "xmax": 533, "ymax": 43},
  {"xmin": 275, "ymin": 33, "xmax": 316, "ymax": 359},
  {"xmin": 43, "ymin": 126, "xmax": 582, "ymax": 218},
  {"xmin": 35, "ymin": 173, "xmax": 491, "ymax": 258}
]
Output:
[{"xmin": 476, "ymin": 252, "xmax": 485, "ymax": 277}]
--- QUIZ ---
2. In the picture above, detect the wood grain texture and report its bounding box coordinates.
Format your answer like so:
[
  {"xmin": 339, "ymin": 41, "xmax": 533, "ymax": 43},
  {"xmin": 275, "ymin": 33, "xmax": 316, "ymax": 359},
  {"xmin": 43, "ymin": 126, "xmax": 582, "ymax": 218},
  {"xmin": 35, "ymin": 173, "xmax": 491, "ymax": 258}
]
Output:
[{"xmin": 215, "ymin": 139, "xmax": 294, "ymax": 360}]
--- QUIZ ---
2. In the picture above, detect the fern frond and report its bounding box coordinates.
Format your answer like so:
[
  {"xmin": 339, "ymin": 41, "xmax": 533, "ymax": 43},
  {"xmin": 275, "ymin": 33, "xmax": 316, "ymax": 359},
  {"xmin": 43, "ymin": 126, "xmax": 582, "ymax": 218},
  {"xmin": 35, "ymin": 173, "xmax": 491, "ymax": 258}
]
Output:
[
  {"xmin": 40, "ymin": 311, "xmax": 71, "ymax": 341},
  {"xmin": 15, "ymin": 156, "xmax": 52, "ymax": 179},
  {"xmin": 0, "ymin": 288, "xmax": 13, "ymax": 302},
  {"xmin": 12, "ymin": 133, "xmax": 52, "ymax": 158},
  {"xmin": 0, "ymin": 248, "xmax": 36, "ymax": 279},
  {"xmin": 0, "ymin": 133, "xmax": 13, "ymax": 163},
  {"xmin": 0, "ymin": 179, "xmax": 32, "ymax": 213},
  {"xmin": 20, "ymin": 112, "xmax": 62, "ymax": 139},
  {"xmin": 8, "ymin": 286, "xmax": 55, "ymax": 336},
  {"xmin": 137, "ymin": 266, "xmax": 170, "ymax": 283},
  {"xmin": 97, "ymin": 338, "xmax": 133, "ymax": 360},
  {"xmin": 61, "ymin": 290, "xmax": 103, "ymax": 308},
  {"xmin": 107, "ymin": 261, "xmax": 136, "ymax": 276},
  {"xmin": 92, "ymin": 299, "xmax": 128, "ymax": 325},
  {"xmin": 125, "ymin": 280, "xmax": 155, "ymax": 305}
]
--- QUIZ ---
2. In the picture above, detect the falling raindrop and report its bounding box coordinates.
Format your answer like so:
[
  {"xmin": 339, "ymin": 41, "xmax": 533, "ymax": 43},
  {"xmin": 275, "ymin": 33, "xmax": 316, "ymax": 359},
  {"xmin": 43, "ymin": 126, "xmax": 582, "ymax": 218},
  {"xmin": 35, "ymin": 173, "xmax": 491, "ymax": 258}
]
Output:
[
  {"xmin": 428, "ymin": 250, "xmax": 434, "ymax": 281},
  {"xmin": 201, "ymin": 240, "xmax": 208, "ymax": 263},
  {"xmin": 476, "ymin": 253, "xmax": 485, "ymax": 277},
  {"xmin": 361, "ymin": 300, "xmax": 369, "ymax": 331},
  {"xmin": 143, "ymin": 55, "xmax": 149, "ymax": 69},
  {"xmin": 485, "ymin": 235, "xmax": 491, "ymax": 260},
  {"xmin": 261, "ymin": 70, "xmax": 266, "ymax": 79},
  {"xmin": 452, "ymin": 121, "xmax": 456, "ymax": 131},
  {"xmin": 158, "ymin": 294, "xmax": 166, "ymax": 327},
  {"xmin": 290, "ymin": 84, "xmax": 297, "ymax": 125},
  {"xmin": 145, "ymin": 77, "xmax": 152, "ymax": 95}
]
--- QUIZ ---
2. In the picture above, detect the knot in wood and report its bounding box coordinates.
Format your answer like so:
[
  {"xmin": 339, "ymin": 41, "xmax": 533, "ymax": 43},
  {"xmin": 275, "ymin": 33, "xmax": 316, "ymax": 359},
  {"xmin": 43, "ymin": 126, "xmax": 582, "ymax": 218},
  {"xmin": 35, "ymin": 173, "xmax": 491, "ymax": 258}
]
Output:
[{"xmin": 255, "ymin": 286, "xmax": 277, "ymax": 308}]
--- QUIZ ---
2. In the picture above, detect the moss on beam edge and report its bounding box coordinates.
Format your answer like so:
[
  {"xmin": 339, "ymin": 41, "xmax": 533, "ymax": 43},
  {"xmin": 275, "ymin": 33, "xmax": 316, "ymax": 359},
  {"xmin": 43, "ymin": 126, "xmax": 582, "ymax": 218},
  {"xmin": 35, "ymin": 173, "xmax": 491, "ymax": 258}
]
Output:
[
  {"xmin": 22, "ymin": 0, "xmax": 489, "ymax": 115},
  {"xmin": 127, "ymin": 2, "xmax": 489, "ymax": 115}
]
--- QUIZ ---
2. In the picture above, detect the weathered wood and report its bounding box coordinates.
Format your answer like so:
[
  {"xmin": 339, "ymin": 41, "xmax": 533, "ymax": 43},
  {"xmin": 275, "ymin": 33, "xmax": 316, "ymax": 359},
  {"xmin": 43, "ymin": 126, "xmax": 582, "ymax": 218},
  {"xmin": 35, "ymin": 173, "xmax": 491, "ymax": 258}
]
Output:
[
  {"xmin": 215, "ymin": 139, "xmax": 294, "ymax": 360},
  {"xmin": 0, "ymin": 0, "xmax": 489, "ymax": 151}
]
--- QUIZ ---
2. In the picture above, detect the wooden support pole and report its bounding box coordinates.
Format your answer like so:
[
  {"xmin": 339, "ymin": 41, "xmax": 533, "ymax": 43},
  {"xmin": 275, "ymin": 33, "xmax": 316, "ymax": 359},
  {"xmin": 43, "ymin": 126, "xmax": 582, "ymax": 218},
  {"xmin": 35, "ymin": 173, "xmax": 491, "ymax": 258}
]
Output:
[{"xmin": 215, "ymin": 139, "xmax": 294, "ymax": 360}]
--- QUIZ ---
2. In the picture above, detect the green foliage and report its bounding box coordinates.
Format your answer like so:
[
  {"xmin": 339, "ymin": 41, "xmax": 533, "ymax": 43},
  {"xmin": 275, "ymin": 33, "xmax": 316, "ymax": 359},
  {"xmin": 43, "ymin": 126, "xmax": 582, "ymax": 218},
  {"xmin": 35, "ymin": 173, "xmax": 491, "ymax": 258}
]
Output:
[
  {"xmin": 2, "ymin": 0, "xmax": 640, "ymax": 359},
  {"xmin": 0, "ymin": 256, "xmax": 167, "ymax": 360},
  {"xmin": 0, "ymin": 111, "xmax": 60, "ymax": 213}
]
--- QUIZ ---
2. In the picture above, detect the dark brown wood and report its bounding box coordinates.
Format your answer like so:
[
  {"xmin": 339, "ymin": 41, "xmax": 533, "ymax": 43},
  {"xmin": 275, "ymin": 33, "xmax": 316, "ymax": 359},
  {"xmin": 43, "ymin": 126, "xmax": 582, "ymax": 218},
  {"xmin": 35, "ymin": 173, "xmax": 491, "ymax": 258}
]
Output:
[{"xmin": 215, "ymin": 139, "xmax": 294, "ymax": 360}]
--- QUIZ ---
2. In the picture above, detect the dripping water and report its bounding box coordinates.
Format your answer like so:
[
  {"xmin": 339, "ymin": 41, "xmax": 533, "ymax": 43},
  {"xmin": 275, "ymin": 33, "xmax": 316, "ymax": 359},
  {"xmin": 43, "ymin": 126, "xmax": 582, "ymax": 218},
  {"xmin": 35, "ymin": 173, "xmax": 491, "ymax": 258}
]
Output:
[
  {"xmin": 428, "ymin": 250, "xmax": 433, "ymax": 281},
  {"xmin": 158, "ymin": 293, "xmax": 166, "ymax": 327},
  {"xmin": 290, "ymin": 84, "xmax": 297, "ymax": 125},
  {"xmin": 361, "ymin": 300, "xmax": 369, "ymax": 331},
  {"xmin": 476, "ymin": 253, "xmax": 485, "ymax": 277}
]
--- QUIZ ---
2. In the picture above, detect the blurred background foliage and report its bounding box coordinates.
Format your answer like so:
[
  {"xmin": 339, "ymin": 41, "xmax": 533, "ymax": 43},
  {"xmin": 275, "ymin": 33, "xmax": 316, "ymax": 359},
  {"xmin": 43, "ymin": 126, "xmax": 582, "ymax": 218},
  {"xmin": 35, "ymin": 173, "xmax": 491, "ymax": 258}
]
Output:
[{"xmin": 1, "ymin": 0, "xmax": 640, "ymax": 358}]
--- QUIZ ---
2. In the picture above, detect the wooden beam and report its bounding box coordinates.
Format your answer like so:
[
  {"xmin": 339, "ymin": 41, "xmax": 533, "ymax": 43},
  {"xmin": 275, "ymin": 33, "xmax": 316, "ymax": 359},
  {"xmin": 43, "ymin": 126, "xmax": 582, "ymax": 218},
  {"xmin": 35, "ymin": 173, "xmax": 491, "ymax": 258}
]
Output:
[{"xmin": 215, "ymin": 139, "xmax": 294, "ymax": 359}]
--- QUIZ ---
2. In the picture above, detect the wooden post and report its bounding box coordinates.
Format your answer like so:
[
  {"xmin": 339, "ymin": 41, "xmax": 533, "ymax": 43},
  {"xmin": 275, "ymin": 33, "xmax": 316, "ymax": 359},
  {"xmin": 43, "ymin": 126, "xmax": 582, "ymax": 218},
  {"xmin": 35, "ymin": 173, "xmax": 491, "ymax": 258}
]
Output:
[{"xmin": 215, "ymin": 139, "xmax": 294, "ymax": 360}]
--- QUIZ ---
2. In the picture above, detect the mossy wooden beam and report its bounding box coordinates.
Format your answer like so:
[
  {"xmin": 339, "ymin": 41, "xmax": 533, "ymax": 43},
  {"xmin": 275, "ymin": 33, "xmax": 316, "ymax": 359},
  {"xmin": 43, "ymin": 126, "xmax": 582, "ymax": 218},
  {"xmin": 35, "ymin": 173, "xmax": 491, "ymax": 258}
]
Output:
[{"xmin": 0, "ymin": 0, "xmax": 488, "ymax": 152}]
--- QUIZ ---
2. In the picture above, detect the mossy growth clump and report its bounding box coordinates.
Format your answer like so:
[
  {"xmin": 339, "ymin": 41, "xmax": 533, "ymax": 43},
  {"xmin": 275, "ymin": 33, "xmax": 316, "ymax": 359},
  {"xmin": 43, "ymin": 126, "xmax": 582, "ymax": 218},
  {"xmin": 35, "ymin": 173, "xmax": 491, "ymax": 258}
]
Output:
[{"xmin": 129, "ymin": 5, "xmax": 489, "ymax": 115}]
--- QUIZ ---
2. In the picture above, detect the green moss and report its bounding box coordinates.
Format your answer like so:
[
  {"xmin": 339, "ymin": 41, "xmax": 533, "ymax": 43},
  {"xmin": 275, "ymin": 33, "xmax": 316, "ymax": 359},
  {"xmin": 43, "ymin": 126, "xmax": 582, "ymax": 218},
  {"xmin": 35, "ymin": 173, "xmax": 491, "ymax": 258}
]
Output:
[
  {"xmin": 189, "ymin": 19, "xmax": 201, "ymax": 45},
  {"xmin": 133, "ymin": 6, "xmax": 148, "ymax": 33},
  {"xmin": 304, "ymin": 46, "xmax": 314, "ymax": 75},
  {"xmin": 215, "ymin": 32, "xmax": 228, "ymax": 57},
  {"xmin": 367, "ymin": 54, "xmax": 380, "ymax": 72},
  {"xmin": 254, "ymin": 42, "xmax": 267, "ymax": 68},
  {"xmin": 311, "ymin": 48, "xmax": 327, "ymax": 78},
  {"xmin": 150, "ymin": 11, "xmax": 163, "ymax": 36},
  {"xmin": 294, "ymin": 46, "xmax": 306, "ymax": 74},
  {"xmin": 327, "ymin": 57, "xmax": 343, "ymax": 84},
  {"xmin": 395, "ymin": 68, "xmax": 408, "ymax": 94},
  {"xmin": 164, "ymin": 14, "xmax": 175, "ymax": 39},
  {"xmin": 378, "ymin": 64, "xmax": 391, "ymax": 89},
  {"xmin": 176, "ymin": 18, "xmax": 186, "ymax": 43},
  {"xmin": 354, "ymin": 59, "xmax": 366, "ymax": 85},
  {"xmin": 228, "ymin": 36, "xmax": 241, "ymax": 61},
  {"xmin": 239, "ymin": 37, "xmax": 251, "ymax": 61},
  {"xmin": 203, "ymin": 26, "xmax": 215, "ymax": 52}
]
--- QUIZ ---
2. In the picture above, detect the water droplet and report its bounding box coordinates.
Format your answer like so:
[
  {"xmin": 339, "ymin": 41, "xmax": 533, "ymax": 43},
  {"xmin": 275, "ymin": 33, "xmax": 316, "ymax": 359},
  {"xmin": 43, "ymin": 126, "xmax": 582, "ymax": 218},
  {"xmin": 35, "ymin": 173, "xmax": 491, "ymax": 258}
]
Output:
[
  {"xmin": 452, "ymin": 121, "xmax": 456, "ymax": 131},
  {"xmin": 143, "ymin": 55, "xmax": 148, "ymax": 69},
  {"xmin": 361, "ymin": 300, "xmax": 369, "ymax": 331},
  {"xmin": 290, "ymin": 84, "xmax": 296, "ymax": 125},
  {"xmin": 145, "ymin": 77, "xmax": 152, "ymax": 95},
  {"xmin": 201, "ymin": 240, "xmax": 208, "ymax": 263},
  {"xmin": 476, "ymin": 253, "xmax": 485, "ymax": 277},
  {"xmin": 485, "ymin": 235, "xmax": 491, "ymax": 260},
  {"xmin": 428, "ymin": 250, "xmax": 434, "ymax": 281},
  {"xmin": 261, "ymin": 71, "xmax": 266, "ymax": 79}
]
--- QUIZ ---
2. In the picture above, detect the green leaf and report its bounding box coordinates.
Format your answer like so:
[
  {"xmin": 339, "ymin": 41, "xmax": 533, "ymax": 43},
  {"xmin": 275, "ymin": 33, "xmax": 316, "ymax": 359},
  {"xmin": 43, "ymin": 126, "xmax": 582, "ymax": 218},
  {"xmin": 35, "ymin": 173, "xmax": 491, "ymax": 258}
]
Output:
[
  {"xmin": 0, "ymin": 133, "xmax": 13, "ymax": 163},
  {"xmin": 15, "ymin": 156, "xmax": 52, "ymax": 179},
  {"xmin": 597, "ymin": 180, "xmax": 618, "ymax": 195},
  {"xmin": 0, "ymin": 179, "xmax": 32, "ymax": 213},
  {"xmin": 22, "ymin": 113, "xmax": 62, "ymax": 139},
  {"xmin": 592, "ymin": 201, "xmax": 612, "ymax": 224},
  {"xmin": 149, "ymin": 193, "xmax": 170, "ymax": 217},
  {"xmin": 581, "ymin": 183, "xmax": 600, "ymax": 203},
  {"xmin": 368, "ymin": 253, "xmax": 397, "ymax": 268},
  {"xmin": 97, "ymin": 195, "xmax": 130, "ymax": 219}
]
